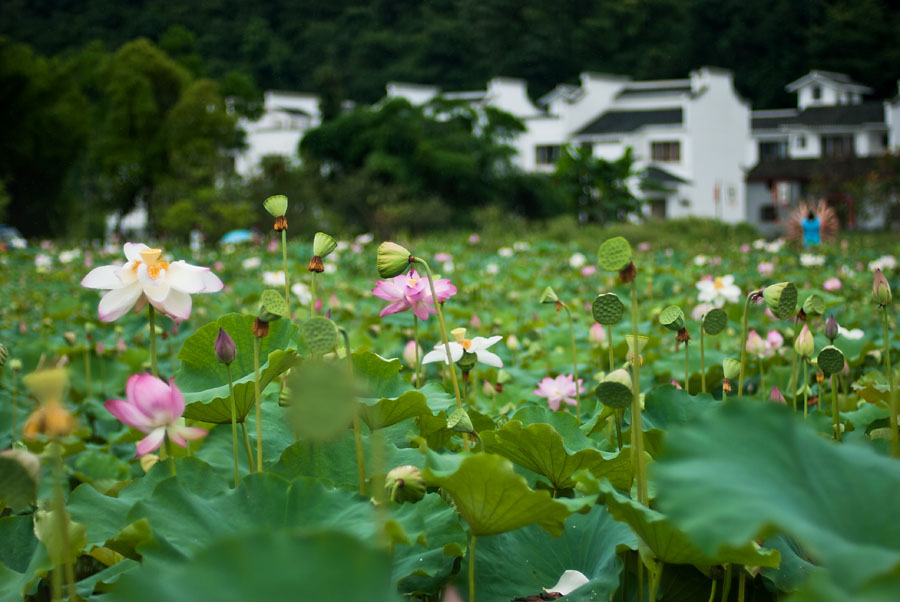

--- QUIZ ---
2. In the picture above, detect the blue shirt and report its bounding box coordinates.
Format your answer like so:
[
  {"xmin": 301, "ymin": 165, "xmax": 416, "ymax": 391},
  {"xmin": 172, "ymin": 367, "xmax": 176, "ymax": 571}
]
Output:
[{"xmin": 802, "ymin": 217, "xmax": 821, "ymax": 246}]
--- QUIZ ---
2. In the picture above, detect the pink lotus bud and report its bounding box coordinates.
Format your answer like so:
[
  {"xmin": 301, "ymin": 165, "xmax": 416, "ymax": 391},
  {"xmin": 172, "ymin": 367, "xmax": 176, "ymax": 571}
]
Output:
[
  {"xmin": 794, "ymin": 324, "xmax": 815, "ymax": 357},
  {"xmin": 824, "ymin": 315, "xmax": 839, "ymax": 342},
  {"xmin": 769, "ymin": 386, "xmax": 786, "ymax": 404},
  {"xmin": 96, "ymin": 341, "xmax": 105, "ymax": 356},
  {"xmin": 589, "ymin": 323, "xmax": 606, "ymax": 345},
  {"xmin": 402, "ymin": 340, "xmax": 422, "ymax": 368},
  {"xmin": 873, "ymin": 268, "xmax": 892, "ymax": 306},
  {"xmin": 117, "ymin": 338, "xmax": 127, "ymax": 352},
  {"xmin": 215, "ymin": 328, "xmax": 236, "ymax": 364},
  {"xmin": 746, "ymin": 330, "xmax": 766, "ymax": 356}
]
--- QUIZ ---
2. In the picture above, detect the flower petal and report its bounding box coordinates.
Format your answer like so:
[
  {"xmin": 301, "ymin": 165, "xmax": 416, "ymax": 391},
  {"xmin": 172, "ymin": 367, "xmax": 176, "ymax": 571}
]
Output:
[
  {"xmin": 167, "ymin": 378, "xmax": 185, "ymax": 418},
  {"xmin": 165, "ymin": 262, "xmax": 207, "ymax": 293},
  {"xmin": 136, "ymin": 427, "xmax": 166, "ymax": 456},
  {"xmin": 167, "ymin": 425, "xmax": 207, "ymax": 447},
  {"xmin": 97, "ymin": 283, "xmax": 143, "ymax": 322},
  {"xmin": 131, "ymin": 374, "xmax": 176, "ymax": 423},
  {"xmin": 378, "ymin": 300, "xmax": 410, "ymax": 317},
  {"xmin": 138, "ymin": 264, "xmax": 170, "ymax": 302},
  {"xmin": 474, "ymin": 349, "xmax": 503, "ymax": 367},
  {"xmin": 470, "ymin": 336, "xmax": 503, "ymax": 351},
  {"xmin": 104, "ymin": 399, "xmax": 153, "ymax": 432},
  {"xmin": 123, "ymin": 243, "xmax": 149, "ymax": 262},
  {"xmin": 161, "ymin": 289, "xmax": 192, "ymax": 322},
  {"xmin": 81, "ymin": 265, "xmax": 123, "ymax": 289}
]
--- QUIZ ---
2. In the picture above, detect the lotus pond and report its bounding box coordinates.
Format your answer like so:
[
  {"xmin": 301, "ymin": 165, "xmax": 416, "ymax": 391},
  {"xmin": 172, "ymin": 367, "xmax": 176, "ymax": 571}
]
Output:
[{"xmin": 0, "ymin": 214, "xmax": 898, "ymax": 602}]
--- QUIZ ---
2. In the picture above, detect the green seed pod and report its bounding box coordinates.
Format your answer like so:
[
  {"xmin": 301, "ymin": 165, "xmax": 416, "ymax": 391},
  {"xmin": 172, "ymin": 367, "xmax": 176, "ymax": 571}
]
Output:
[
  {"xmin": 376, "ymin": 242, "xmax": 412, "ymax": 278},
  {"xmin": 659, "ymin": 306, "xmax": 685, "ymax": 332},
  {"xmin": 723, "ymin": 358, "xmax": 741, "ymax": 380},
  {"xmin": 702, "ymin": 308, "xmax": 727, "ymax": 335},
  {"xmin": 597, "ymin": 237, "xmax": 632, "ymax": 272},
  {"xmin": 263, "ymin": 194, "xmax": 288, "ymax": 218},
  {"xmin": 301, "ymin": 317, "xmax": 339, "ymax": 355},
  {"xmin": 456, "ymin": 350, "xmax": 477, "ymax": 371},
  {"xmin": 258, "ymin": 289, "xmax": 288, "ymax": 322},
  {"xmin": 0, "ymin": 343, "xmax": 8, "ymax": 367},
  {"xmin": 447, "ymin": 408, "xmax": 474, "ymax": 433},
  {"xmin": 9, "ymin": 358, "xmax": 22, "ymax": 372},
  {"xmin": 313, "ymin": 232, "xmax": 338, "ymax": 259},
  {"xmin": 591, "ymin": 293, "xmax": 625, "ymax": 325},
  {"xmin": 384, "ymin": 465, "xmax": 427, "ymax": 503},
  {"xmin": 763, "ymin": 282, "xmax": 798, "ymax": 320},
  {"xmin": 802, "ymin": 294, "xmax": 825, "ymax": 317},
  {"xmin": 594, "ymin": 368, "xmax": 633, "ymax": 409},
  {"xmin": 539, "ymin": 286, "xmax": 559, "ymax": 304},
  {"xmin": 816, "ymin": 345, "xmax": 845, "ymax": 376}
]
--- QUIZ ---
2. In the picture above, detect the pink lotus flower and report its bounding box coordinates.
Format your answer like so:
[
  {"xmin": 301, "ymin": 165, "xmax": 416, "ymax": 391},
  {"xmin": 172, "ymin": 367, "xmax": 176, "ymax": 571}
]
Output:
[
  {"xmin": 81, "ymin": 243, "xmax": 223, "ymax": 322},
  {"xmin": 581, "ymin": 265, "xmax": 597, "ymax": 277},
  {"xmin": 371, "ymin": 269, "xmax": 456, "ymax": 321},
  {"xmin": 766, "ymin": 330, "xmax": 784, "ymax": 351},
  {"xmin": 105, "ymin": 374, "xmax": 207, "ymax": 456},
  {"xmin": 589, "ymin": 323, "xmax": 606, "ymax": 345},
  {"xmin": 434, "ymin": 252, "xmax": 453, "ymax": 263},
  {"xmin": 638, "ymin": 242, "xmax": 651, "ymax": 251},
  {"xmin": 823, "ymin": 277, "xmax": 842, "ymax": 291},
  {"xmin": 534, "ymin": 374, "xmax": 583, "ymax": 411},
  {"xmin": 757, "ymin": 261, "xmax": 775, "ymax": 276},
  {"xmin": 746, "ymin": 330, "xmax": 767, "ymax": 356}
]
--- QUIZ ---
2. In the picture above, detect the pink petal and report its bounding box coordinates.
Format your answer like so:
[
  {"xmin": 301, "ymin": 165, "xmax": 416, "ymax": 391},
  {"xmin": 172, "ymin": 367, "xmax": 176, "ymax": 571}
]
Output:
[
  {"xmin": 167, "ymin": 425, "xmax": 207, "ymax": 447},
  {"xmin": 410, "ymin": 302, "xmax": 432, "ymax": 321},
  {"xmin": 379, "ymin": 300, "xmax": 411, "ymax": 317},
  {"xmin": 81, "ymin": 265, "xmax": 123, "ymax": 289},
  {"xmin": 131, "ymin": 374, "xmax": 176, "ymax": 422},
  {"xmin": 168, "ymin": 378, "xmax": 185, "ymax": 418},
  {"xmin": 136, "ymin": 428, "xmax": 166, "ymax": 456},
  {"xmin": 104, "ymin": 399, "xmax": 153, "ymax": 432}
]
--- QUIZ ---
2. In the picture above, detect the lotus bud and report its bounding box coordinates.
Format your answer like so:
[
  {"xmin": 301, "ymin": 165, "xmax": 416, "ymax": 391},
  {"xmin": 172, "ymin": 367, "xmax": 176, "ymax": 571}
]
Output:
[
  {"xmin": 723, "ymin": 359, "xmax": 741, "ymax": 380},
  {"xmin": 506, "ymin": 335, "xmax": 520, "ymax": 351},
  {"xmin": 824, "ymin": 315, "xmax": 839, "ymax": 343},
  {"xmin": 402, "ymin": 340, "xmax": 421, "ymax": 369},
  {"xmin": 763, "ymin": 282, "xmax": 798, "ymax": 320},
  {"xmin": 589, "ymin": 323, "xmax": 606, "ymax": 345},
  {"xmin": 746, "ymin": 330, "xmax": 766, "ymax": 356},
  {"xmin": 539, "ymin": 286, "xmax": 559, "ymax": 304},
  {"xmin": 376, "ymin": 242, "xmax": 412, "ymax": 278},
  {"xmin": 384, "ymin": 465, "xmax": 427, "ymax": 503},
  {"xmin": 873, "ymin": 268, "xmax": 892, "ymax": 306},
  {"xmin": 214, "ymin": 328, "xmax": 236, "ymax": 365},
  {"xmin": 794, "ymin": 324, "xmax": 815, "ymax": 358},
  {"xmin": 482, "ymin": 379, "xmax": 498, "ymax": 398},
  {"xmin": 64, "ymin": 332, "xmax": 76, "ymax": 345},
  {"xmin": 0, "ymin": 343, "xmax": 7, "ymax": 367},
  {"xmin": 769, "ymin": 386, "xmax": 786, "ymax": 404}
]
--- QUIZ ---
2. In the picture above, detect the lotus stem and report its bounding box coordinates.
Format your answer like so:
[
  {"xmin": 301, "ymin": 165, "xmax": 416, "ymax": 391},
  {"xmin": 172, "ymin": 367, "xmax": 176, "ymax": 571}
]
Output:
[
  {"xmin": 684, "ymin": 341, "xmax": 690, "ymax": 394},
  {"xmin": 341, "ymin": 328, "xmax": 366, "ymax": 497},
  {"xmin": 164, "ymin": 436, "xmax": 176, "ymax": 476},
  {"xmin": 629, "ymin": 279, "xmax": 647, "ymax": 506},
  {"xmin": 282, "ymin": 229, "xmax": 291, "ymax": 318},
  {"xmin": 737, "ymin": 295, "xmax": 752, "ymax": 395},
  {"xmin": 832, "ymin": 373, "xmax": 841, "ymax": 442},
  {"xmin": 83, "ymin": 345, "xmax": 92, "ymax": 399},
  {"xmin": 789, "ymin": 316, "xmax": 799, "ymax": 412},
  {"xmin": 225, "ymin": 363, "xmax": 239, "ymax": 486},
  {"xmin": 608, "ymin": 333, "xmax": 615, "ymax": 373},
  {"xmin": 738, "ymin": 569, "xmax": 746, "ymax": 602},
  {"xmin": 803, "ymin": 359, "xmax": 809, "ymax": 421},
  {"xmin": 722, "ymin": 564, "xmax": 732, "ymax": 602},
  {"xmin": 707, "ymin": 579, "xmax": 717, "ymax": 602},
  {"xmin": 759, "ymin": 357, "xmax": 766, "ymax": 399},
  {"xmin": 700, "ymin": 323, "xmax": 707, "ymax": 393},
  {"xmin": 649, "ymin": 563, "xmax": 664, "ymax": 602},
  {"xmin": 883, "ymin": 308, "xmax": 898, "ymax": 457},
  {"xmin": 562, "ymin": 303, "xmax": 581, "ymax": 423},
  {"xmin": 52, "ymin": 442, "xmax": 76, "ymax": 601},
  {"xmin": 413, "ymin": 315, "xmax": 421, "ymax": 388},
  {"xmin": 468, "ymin": 533, "xmax": 477, "ymax": 602},
  {"xmin": 148, "ymin": 304, "xmax": 158, "ymax": 378},
  {"xmin": 614, "ymin": 411, "xmax": 623, "ymax": 450},
  {"xmin": 253, "ymin": 336, "xmax": 263, "ymax": 471},
  {"xmin": 241, "ymin": 422, "xmax": 255, "ymax": 473},
  {"xmin": 310, "ymin": 271, "xmax": 316, "ymax": 319}
]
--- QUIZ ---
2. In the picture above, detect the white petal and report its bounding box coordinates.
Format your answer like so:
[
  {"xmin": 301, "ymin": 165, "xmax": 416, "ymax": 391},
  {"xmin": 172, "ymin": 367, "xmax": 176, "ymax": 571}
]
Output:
[
  {"xmin": 160, "ymin": 289, "xmax": 192, "ymax": 321},
  {"xmin": 547, "ymin": 570, "xmax": 589, "ymax": 596},
  {"xmin": 138, "ymin": 264, "xmax": 170, "ymax": 302},
  {"xmin": 165, "ymin": 262, "xmax": 207, "ymax": 294},
  {"xmin": 123, "ymin": 243, "xmax": 149, "ymax": 262},
  {"xmin": 422, "ymin": 342, "xmax": 463, "ymax": 365},
  {"xmin": 97, "ymin": 283, "xmax": 143, "ymax": 322},
  {"xmin": 81, "ymin": 264, "xmax": 123, "ymax": 289},
  {"xmin": 475, "ymin": 350, "xmax": 503, "ymax": 367},
  {"xmin": 469, "ymin": 336, "xmax": 502, "ymax": 351},
  {"xmin": 198, "ymin": 269, "xmax": 224, "ymax": 292}
]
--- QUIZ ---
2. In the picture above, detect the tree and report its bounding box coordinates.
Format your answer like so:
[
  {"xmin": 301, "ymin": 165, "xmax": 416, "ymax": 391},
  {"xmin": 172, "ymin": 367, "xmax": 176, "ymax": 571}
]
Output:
[{"xmin": 553, "ymin": 145, "xmax": 644, "ymax": 224}]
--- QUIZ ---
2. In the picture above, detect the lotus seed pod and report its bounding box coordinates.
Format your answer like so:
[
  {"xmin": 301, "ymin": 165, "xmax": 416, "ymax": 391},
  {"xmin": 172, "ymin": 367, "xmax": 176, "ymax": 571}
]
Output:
[
  {"xmin": 659, "ymin": 306, "xmax": 685, "ymax": 332},
  {"xmin": 263, "ymin": 194, "xmax": 288, "ymax": 218},
  {"xmin": 313, "ymin": 232, "xmax": 338, "ymax": 258},
  {"xmin": 301, "ymin": 317, "xmax": 339, "ymax": 355},
  {"xmin": 702, "ymin": 308, "xmax": 727, "ymax": 335},
  {"xmin": 722, "ymin": 358, "xmax": 741, "ymax": 380},
  {"xmin": 591, "ymin": 293, "xmax": 625, "ymax": 325},
  {"xmin": 539, "ymin": 286, "xmax": 559, "ymax": 304},
  {"xmin": 816, "ymin": 345, "xmax": 845, "ymax": 376},
  {"xmin": 9, "ymin": 358, "xmax": 22, "ymax": 371},
  {"xmin": 22, "ymin": 367, "xmax": 69, "ymax": 405},
  {"xmin": 0, "ymin": 343, "xmax": 7, "ymax": 367},
  {"xmin": 447, "ymin": 408, "xmax": 474, "ymax": 433},
  {"xmin": 824, "ymin": 315, "xmax": 839, "ymax": 343},
  {"xmin": 763, "ymin": 282, "xmax": 798, "ymax": 320},
  {"xmin": 597, "ymin": 237, "xmax": 632, "ymax": 272},
  {"xmin": 377, "ymin": 242, "xmax": 412, "ymax": 278},
  {"xmin": 793, "ymin": 323, "xmax": 815, "ymax": 358},
  {"xmin": 873, "ymin": 268, "xmax": 892, "ymax": 306},
  {"xmin": 384, "ymin": 465, "xmax": 427, "ymax": 503},
  {"xmin": 802, "ymin": 294, "xmax": 825, "ymax": 317},
  {"xmin": 214, "ymin": 328, "xmax": 236, "ymax": 365},
  {"xmin": 23, "ymin": 402, "xmax": 75, "ymax": 439},
  {"xmin": 258, "ymin": 289, "xmax": 288, "ymax": 323},
  {"xmin": 594, "ymin": 368, "xmax": 633, "ymax": 409}
]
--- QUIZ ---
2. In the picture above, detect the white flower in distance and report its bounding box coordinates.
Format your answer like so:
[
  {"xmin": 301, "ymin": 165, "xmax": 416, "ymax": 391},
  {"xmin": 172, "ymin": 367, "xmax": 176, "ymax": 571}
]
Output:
[
  {"xmin": 81, "ymin": 243, "xmax": 223, "ymax": 322},
  {"xmin": 800, "ymin": 253, "xmax": 825, "ymax": 267},
  {"xmin": 569, "ymin": 252, "xmax": 587, "ymax": 268},
  {"xmin": 868, "ymin": 255, "xmax": 896, "ymax": 272},
  {"xmin": 696, "ymin": 275, "xmax": 741, "ymax": 307},
  {"xmin": 242, "ymin": 256, "xmax": 261, "ymax": 269},
  {"xmin": 422, "ymin": 328, "xmax": 503, "ymax": 367},
  {"xmin": 291, "ymin": 282, "xmax": 312, "ymax": 305},
  {"xmin": 263, "ymin": 270, "xmax": 286, "ymax": 286}
]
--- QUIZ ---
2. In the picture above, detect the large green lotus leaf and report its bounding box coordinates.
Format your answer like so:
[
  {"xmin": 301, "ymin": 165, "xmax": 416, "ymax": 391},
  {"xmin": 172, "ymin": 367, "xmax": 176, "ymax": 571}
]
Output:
[
  {"xmin": 590, "ymin": 479, "xmax": 779, "ymax": 567},
  {"xmin": 0, "ymin": 454, "xmax": 38, "ymax": 510},
  {"xmin": 464, "ymin": 504, "xmax": 637, "ymax": 602},
  {"xmin": 105, "ymin": 530, "xmax": 396, "ymax": 602},
  {"xmin": 641, "ymin": 385, "xmax": 721, "ymax": 431},
  {"xmin": 511, "ymin": 406, "xmax": 597, "ymax": 448},
  {"xmin": 0, "ymin": 516, "xmax": 37, "ymax": 573},
  {"xmin": 0, "ymin": 543, "xmax": 49, "ymax": 602},
  {"xmin": 761, "ymin": 534, "xmax": 819, "ymax": 593},
  {"xmin": 786, "ymin": 569, "xmax": 900, "ymax": 602},
  {"xmin": 176, "ymin": 313, "xmax": 298, "ymax": 423},
  {"xmin": 421, "ymin": 447, "xmax": 571, "ymax": 536},
  {"xmin": 653, "ymin": 400, "xmax": 900, "ymax": 593},
  {"xmin": 352, "ymin": 350, "xmax": 409, "ymax": 399},
  {"xmin": 481, "ymin": 420, "xmax": 631, "ymax": 490},
  {"xmin": 360, "ymin": 390, "xmax": 431, "ymax": 430}
]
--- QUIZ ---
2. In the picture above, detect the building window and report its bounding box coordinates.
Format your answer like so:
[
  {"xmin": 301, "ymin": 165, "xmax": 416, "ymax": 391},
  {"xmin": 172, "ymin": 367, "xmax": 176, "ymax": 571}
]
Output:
[
  {"xmin": 651, "ymin": 141, "xmax": 680, "ymax": 162},
  {"xmin": 821, "ymin": 134, "xmax": 855, "ymax": 157},
  {"xmin": 760, "ymin": 204, "xmax": 778, "ymax": 222},
  {"xmin": 812, "ymin": 85, "xmax": 822, "ymax": 100},
  {"xmin": 535, "ymin": 145, "xmax": 561, "ymax": 165},
  {"xmin": 795, "ymin": 135, "xmax": 806, "ymax": 149},
  {"xmin": 759, "ymin": 141, "xmax": 788, "ymax": 160}
]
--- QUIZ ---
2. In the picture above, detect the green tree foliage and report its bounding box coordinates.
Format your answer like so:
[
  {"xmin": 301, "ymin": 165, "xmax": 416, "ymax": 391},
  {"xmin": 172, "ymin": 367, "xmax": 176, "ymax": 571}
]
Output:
[{"xmin": 553, "ymin": 146, "xmax": 644, "ymax": 224}]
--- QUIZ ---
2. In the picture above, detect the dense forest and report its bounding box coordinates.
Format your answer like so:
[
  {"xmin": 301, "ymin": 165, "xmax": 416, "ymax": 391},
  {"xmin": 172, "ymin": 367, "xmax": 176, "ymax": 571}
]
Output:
[{"xmin": 3, "ymin": 0, "xmax": 900, "ymax": 109}]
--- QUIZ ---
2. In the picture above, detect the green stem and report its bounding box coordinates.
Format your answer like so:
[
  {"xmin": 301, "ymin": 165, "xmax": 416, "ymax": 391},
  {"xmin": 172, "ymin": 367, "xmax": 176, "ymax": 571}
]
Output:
[
  {"xmin": 84, "ymin": 346, "xmax": 92, "ymax": 399},
  {"xmin": 722, "ymin": 564, "xmax": 732, "ymax": 602},
  {"xmin": 562, "ymin": 304, "xmax": 581, "ymax": 423},
  {"xmin": 468, "ymin": 533, "xmax": 477, "ymax": 602},
  {"xmin": 282, "ymin": 229, "xmax": 290, "ymax": 318},
  {"xmin": 11, "ymin": 374, "xmax": 18, "ymax": 441},
  {"xmin": 707, "ymin": 579, "xmax": 717, "ymax": 602},
  {"xmin": 53, "ymin": 443, "xmax": 76, "ymax": 601},
  {"xmin": 738, "ymin": 569, "xmax": 746, "ymax": 602},
  {"xmin": 614, "ymin": 409, "xmax": 623, "ymax": 450},
  {"xmin": 341, "ymin": 329, "xmax": 367, "ymax": 497},
  {"xmin": 684, "ymin": 341, "xmax": 690, "ymax": 394},
  {"xmin": 737, "ymin": 295, "xmax": 752, "ymax": 395},
  {"xmin": 832, "ymin": 373, "xmax": 841, "ymax": 442},
  {"xmin": 803, "ymin": 359, "xmax": 809, "ymax": 421},
  {"xmin": 226, "ymin": 363, "xmax": 240, "ymax": 487},
  {"xmin": 649, "ymin": 563, "xmax": 664, "ymax": 601},
  {"xmin": 700, "ymin": 325, "xmax": 707, "ymax": 393},
  {"xmin": 253, "ymin": 336, "xmax": 263, "ymax": 471},
  {"xmin": 629, "ymin": 279, "xmax": 647, "ymax": 506},
  {"xmin": 165, "ymin": 436, "xmax": 176, "ymax": 476},
  {"xmin": 241, "ymin": 421, "xmax": 255, "ymax": 473},
  {"xmin": 608, "ymin": 333, "xmax": 615, "ymax": 373},
  {"xmin": 310, "ymin": 270, "xmax": 316, "ymax": 319},
  {"xmin": 883, "ymin": 308, "xmax": 898, "ymax": 457},
  {"xmin": 149, "ymin": 304, "xmax": 158, "ymax": 378},
  {"xmin": 789, "ymin": 316, "xmax": 799, "ymax": 412},
  {"xmin": 759, "ymin": 357, "xmax": 766, "ymax": 399},
  {"xmin": 413, "ymin": 315, "xmax": 421, "ymax": 388}
]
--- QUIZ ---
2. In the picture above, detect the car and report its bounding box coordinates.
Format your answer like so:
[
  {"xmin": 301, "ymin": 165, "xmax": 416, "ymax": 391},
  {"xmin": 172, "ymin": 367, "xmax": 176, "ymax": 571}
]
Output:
[{"xmin": 0, "ymin": 224, "xmax": 27, "ymax": 249}]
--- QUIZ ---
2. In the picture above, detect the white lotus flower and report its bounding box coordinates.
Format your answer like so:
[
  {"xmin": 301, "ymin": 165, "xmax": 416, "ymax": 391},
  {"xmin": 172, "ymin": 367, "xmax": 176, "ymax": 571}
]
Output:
[
  {"xmin": 263, "ymin": 270, "xmax": 286, "ymax": 286},
  {"xmin": 696, "ymin": 275, "xmax": 741, "ymax": 307},
  {"xmin": 291, "ymin": 282, "xmax": 312, "ymax": 305},
  {"xmin": 838, "ymin": 326, "xmax": 864, "ymax": 340},
  {"xmin": 498, "ymin": 247, "xmax": 514, "ymax": 257},
  {"xmin": 868, "ymin": 255, "xmax": 896, "ymax": 272},
  {"xmin": 242, "ymin": 257, "xmax": 261, "ymax": 269},
  {"xmin": 81, "ymin": 243, "xmax": 223, "ymax": 322},
  {"xmin": 569, "ymin": 252, "xmax": 586, "ymax": 268},
  {"xmin": 422, "ymin": 328, "xmax": 503, "ymax": 367},
  {"xmin": 800, "ymin": 253, "xmax": 825, "ymax": 267}
]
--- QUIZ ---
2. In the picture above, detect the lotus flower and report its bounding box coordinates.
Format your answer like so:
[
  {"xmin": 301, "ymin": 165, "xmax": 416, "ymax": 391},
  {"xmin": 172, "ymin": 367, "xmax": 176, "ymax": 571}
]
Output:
[
  {"xmin": 372, "ymin": 269, "xmax": 456, "ymax": 321},
  {"xmin": 81, "ymin": 243, "xmax": 223, "ymax": 322},
  {"xmin": 422, "ymin": 328, "xmax": 503, "ymax": 367},
  {"xmin": 105, "ymin": 374, "xmax": 207, "ymax": 456},
  {"xmin": 696, "ymin": 275, "xmax": 741, "ymax": 307},
  {"xmin": 534, "ymin": 374, "xmax": 583, "ymax": 411}
]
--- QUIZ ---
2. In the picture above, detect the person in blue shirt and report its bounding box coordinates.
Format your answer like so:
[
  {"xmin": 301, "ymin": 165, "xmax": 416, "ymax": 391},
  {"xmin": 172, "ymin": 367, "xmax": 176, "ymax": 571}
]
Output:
[{"xmin": 802, "ymin": 211, "xmax": 821, "ymax": 247}]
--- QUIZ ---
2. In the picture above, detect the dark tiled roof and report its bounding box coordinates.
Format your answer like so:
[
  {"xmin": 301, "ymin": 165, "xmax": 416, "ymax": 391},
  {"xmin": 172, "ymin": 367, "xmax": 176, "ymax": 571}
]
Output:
[
  {"xmin": 645, "ymin": 165, "xmax": 689, "ymax": 184},
  {"xmin": 617, "ymin": 85, "xmax": 691, "ymax": 98},
  {"xmin": 751, "ymin": 103, "xmax": 884, "ymax": 130},
  {"xmin": 574, "ymin": 108, "xmax": 683, "ymax": 136},
  {"xmin": 746, "ymin": 157, "xmax": 880, "ymax": 181}
]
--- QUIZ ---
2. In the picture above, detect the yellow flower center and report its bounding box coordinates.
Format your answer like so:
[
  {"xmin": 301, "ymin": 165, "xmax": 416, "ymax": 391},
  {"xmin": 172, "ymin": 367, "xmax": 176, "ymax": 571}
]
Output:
[
  {"xmin": 407, "ymin": 277, "xmax": 419, "ymax": 286},
  {"xmin": 713, "ymin": 277, "xmax": 725, "ymax": 290},
  {"xmin": 462, "ymin": 339, "xmax": 472, "ymax": 350},
  {"xmin": 133, "ymin": 248, "xmax": 169, "ymax": 279}
]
